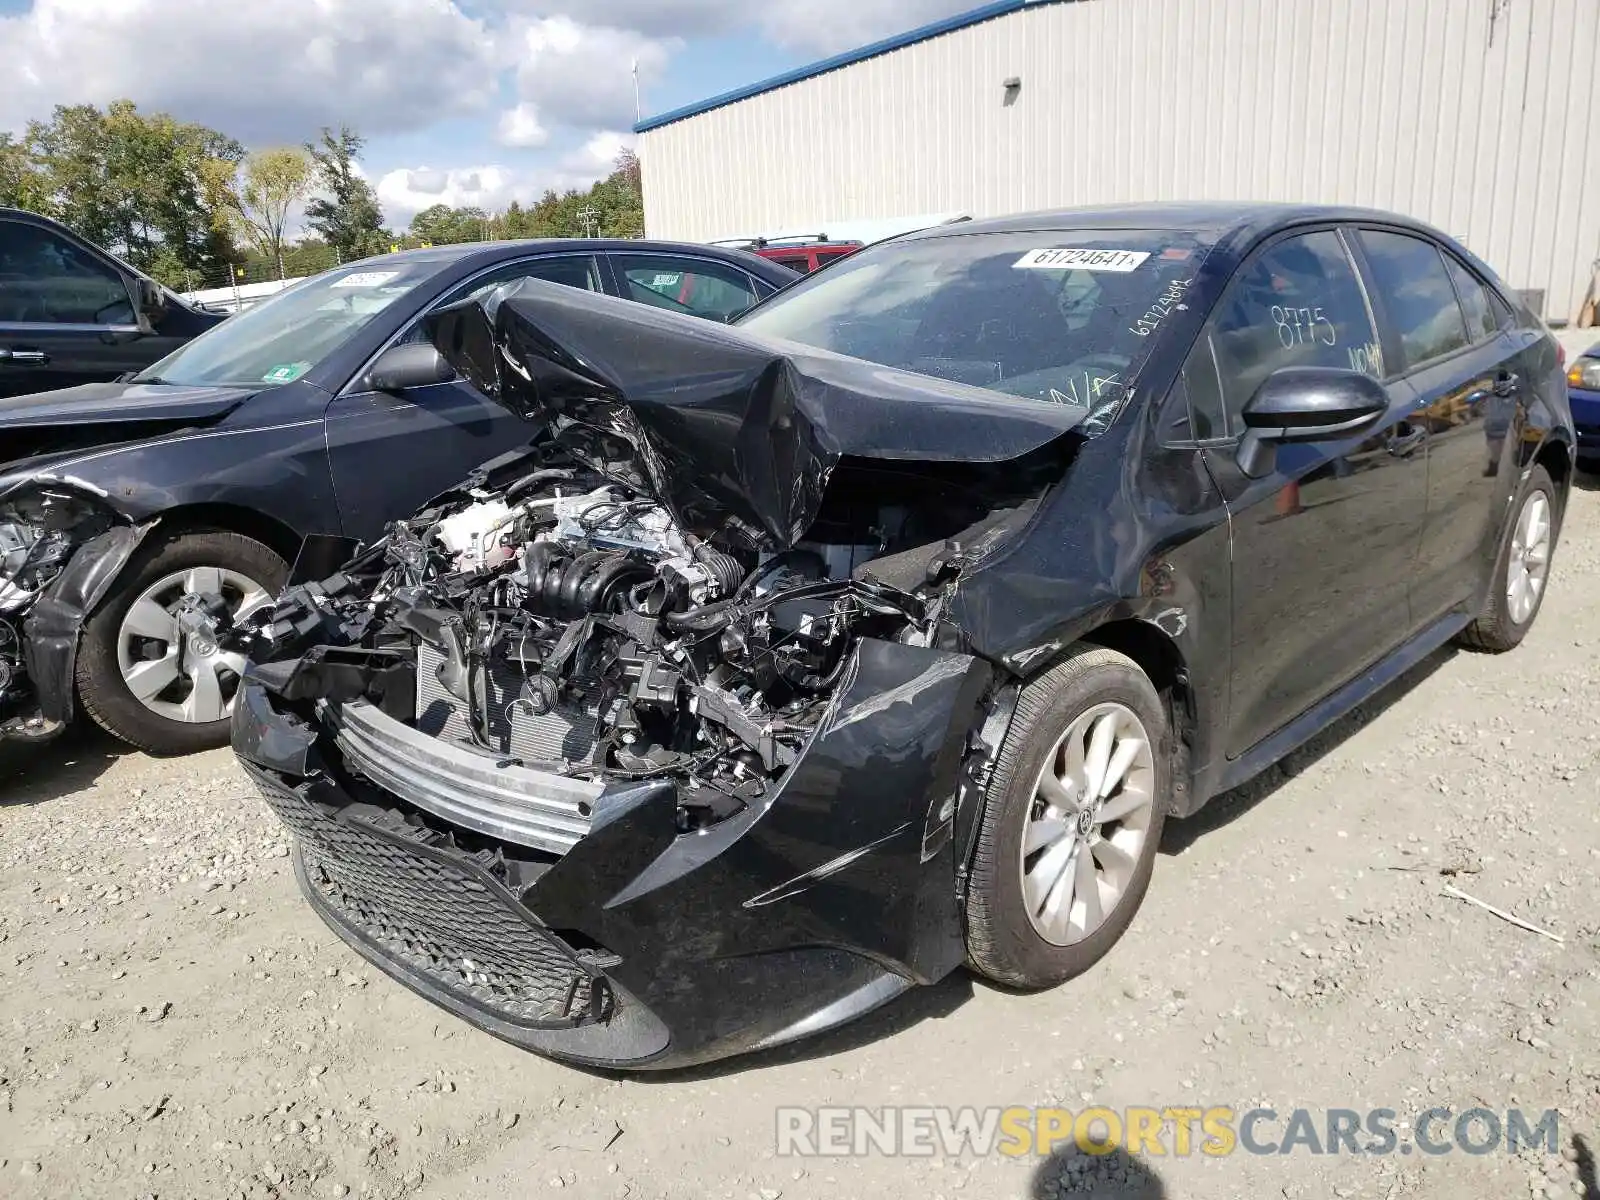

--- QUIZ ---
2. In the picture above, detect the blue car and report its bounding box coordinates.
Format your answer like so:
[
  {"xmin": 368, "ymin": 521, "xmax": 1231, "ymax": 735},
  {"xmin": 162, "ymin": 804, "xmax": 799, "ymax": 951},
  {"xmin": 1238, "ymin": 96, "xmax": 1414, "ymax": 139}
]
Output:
[{"xmin": 1570, "ymin": 342, "xmax": 1600, "ymax": 468}]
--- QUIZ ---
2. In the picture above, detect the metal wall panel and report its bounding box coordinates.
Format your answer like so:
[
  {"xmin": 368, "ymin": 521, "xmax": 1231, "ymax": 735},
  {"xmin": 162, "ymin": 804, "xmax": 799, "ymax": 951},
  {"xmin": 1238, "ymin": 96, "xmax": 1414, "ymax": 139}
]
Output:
[{"xmin": 639, "ymin": 0, "xmax": 1600, "ymax": 321}]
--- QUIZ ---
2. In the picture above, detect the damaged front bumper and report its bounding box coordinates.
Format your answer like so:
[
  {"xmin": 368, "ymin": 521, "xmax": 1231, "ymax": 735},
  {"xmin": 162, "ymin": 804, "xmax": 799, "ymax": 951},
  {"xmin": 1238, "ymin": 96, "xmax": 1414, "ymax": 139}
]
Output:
[
  {"xmin": 235, "ymin": 637, "xmax": 993, "ymax": 1070},
  {"xmin": 2, "ymin": 523, "xmax": 153, "ymax": 742}
]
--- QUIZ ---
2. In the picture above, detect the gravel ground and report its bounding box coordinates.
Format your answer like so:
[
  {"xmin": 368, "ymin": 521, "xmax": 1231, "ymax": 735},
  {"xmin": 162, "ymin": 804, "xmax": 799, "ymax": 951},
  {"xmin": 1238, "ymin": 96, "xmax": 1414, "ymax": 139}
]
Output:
[{"xmin": 3, "ymin": 408, "xmax": 1599, "ymax": 1198}]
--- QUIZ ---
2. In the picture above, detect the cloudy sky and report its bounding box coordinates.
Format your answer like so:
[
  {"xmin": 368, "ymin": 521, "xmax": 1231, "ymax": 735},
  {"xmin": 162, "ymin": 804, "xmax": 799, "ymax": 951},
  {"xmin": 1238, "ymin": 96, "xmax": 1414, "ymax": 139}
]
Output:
[{"xmin": 1, "ymin": 0, "xmax": 976, "ymax": 228}]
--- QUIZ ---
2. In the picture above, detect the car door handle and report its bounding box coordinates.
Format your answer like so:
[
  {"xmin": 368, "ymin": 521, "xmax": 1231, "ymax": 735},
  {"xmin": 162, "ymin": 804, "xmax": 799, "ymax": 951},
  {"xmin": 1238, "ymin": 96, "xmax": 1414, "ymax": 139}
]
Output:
[
  {"xmin": 1493, "ymin": 371, "xmax": 1519, "ymax": 398},
  {"xmin": 0, "ymin": 348, "xmax": 49, "ymax": 365},
  {"xmin": 1386, "ymin": 424, "xmax": 1426, "ymax": 457}
]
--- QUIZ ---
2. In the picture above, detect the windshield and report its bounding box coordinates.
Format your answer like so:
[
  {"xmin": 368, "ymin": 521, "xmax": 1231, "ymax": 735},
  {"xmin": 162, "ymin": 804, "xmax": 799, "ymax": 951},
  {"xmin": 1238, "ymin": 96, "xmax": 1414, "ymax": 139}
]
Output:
[
  {"xmin": 736, "ymin": 228, "xmax": 1213, "ymax": 428},
  {"xmin": 135, "ymin": 261, "xmax": 445, "ymax": 388}
]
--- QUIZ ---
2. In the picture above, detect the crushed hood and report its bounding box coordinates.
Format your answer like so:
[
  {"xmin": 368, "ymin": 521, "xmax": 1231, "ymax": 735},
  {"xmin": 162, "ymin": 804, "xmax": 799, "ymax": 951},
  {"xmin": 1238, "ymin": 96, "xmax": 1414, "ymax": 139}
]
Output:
[{"xmin": 425, "ymin": 281, "xmax": 1088, "ymax": 549}]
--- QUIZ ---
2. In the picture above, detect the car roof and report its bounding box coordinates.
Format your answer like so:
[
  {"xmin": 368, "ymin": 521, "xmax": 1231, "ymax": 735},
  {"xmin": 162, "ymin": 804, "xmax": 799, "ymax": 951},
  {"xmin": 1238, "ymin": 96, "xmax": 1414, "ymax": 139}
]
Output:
[
  {"xmin": 899, "ymin": 201, "xmax": 1440, "ymax": 242},
  {"xmin": 0, "ymin": 206, "xmax": 69, "ymax": 226},
  {"xmin": 348, "ymin": 238, "xmax": 797, "ymax": 280}
]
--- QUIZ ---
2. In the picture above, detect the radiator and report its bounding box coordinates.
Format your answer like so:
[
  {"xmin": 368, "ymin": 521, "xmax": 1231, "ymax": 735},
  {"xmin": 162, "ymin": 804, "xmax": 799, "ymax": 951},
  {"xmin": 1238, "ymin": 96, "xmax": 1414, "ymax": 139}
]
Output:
[{"xmin": 414, "ymin": 643, "xmax": 604, "ymax": 765}]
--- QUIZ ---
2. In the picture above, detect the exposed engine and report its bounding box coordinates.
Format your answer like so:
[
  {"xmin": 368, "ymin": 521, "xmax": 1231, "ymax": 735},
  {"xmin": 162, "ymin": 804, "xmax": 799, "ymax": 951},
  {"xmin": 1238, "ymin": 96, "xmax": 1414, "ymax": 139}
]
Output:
[
  {"xmin": 0, "ymin": 488, "xmax": 115, "ymax": 722},
  {"xmin": 0, "ymin": 489, "xmax": 110, "ymax": 615},
  {"xmin": 253, "ymin": 446, "xmax": 1000, "ymax": 832}
]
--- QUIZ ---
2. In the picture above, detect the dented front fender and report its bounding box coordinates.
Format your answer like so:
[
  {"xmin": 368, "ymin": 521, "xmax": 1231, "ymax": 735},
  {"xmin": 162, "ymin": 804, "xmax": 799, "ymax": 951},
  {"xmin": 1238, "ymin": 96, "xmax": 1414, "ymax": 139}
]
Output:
[{"xmin": 21, "ymin": 521, "xmax": 156, "ymax": 727}]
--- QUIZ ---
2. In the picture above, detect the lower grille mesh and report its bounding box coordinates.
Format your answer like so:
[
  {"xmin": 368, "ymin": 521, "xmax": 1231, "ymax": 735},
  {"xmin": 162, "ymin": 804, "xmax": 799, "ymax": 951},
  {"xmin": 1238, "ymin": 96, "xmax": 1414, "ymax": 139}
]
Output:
[
  {"xmin": 244, "ymin": 763, "xmax": 607, "ymax": 1028},
  {"xmin": 414, "ymin": 643, "xmax": 603, "ymax": 763}
]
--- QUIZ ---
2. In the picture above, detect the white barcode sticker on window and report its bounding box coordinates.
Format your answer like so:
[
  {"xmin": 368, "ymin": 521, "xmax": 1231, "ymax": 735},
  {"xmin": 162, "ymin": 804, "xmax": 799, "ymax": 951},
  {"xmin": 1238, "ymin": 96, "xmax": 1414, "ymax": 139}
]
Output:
[
  {"xmin": 1013, "ymin": 248, "xmax": 1151, "ymax": 272},
  {"xmin": 331, "ymin": 271, "xmax": 399, "ymax": 288}
]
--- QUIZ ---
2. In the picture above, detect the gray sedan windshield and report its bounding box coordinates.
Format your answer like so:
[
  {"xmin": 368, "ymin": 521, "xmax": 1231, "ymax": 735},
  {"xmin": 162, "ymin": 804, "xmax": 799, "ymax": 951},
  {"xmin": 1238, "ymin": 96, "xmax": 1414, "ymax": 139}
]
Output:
[{"xmin": 736, "ymin": 228, "xmax": 1212, "ymax": 424}]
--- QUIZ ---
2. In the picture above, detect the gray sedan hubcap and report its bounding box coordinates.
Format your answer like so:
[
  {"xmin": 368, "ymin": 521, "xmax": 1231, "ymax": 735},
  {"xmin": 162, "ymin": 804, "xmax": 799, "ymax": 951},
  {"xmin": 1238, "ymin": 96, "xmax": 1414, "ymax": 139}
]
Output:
[
  {"xmin": 1019, "ymin": 702, "xmax": 1156, "ymax": 947},
  {"xmin": 115, "ymin": 566, "xmax": 273, "ymax": 725},
  {"xmin": 1507, "ymin": 490, "xmax": 1551, "ymax": 626}
]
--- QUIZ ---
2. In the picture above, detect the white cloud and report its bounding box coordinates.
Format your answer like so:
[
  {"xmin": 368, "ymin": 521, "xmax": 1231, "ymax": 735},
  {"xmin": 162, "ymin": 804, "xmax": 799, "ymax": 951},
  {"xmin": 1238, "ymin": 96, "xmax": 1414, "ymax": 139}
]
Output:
[
  {"xmin": 496, "ymin": 102, "xmax": 549, "ymax": 148},
  {"xmin": 377, "ymin": 166, "xmax": 519, "ymax": 219},
  {"xmin": 541, "ymin": 0, "xmax": 744, "ymax": 39},
  {"xmin": 1, "ymin": 0, "xmax": 497, "ymax": 143},
  {"xmin": 508, "ymin": 16, "xmax": 675, "ymax": 131},
  {"xmin": 563, "ymin": 130, "xmax": 635, "ymax": 174},
  {"xmin": 375, "ymin": 148, "xmax": 625, "ymax": 226}
]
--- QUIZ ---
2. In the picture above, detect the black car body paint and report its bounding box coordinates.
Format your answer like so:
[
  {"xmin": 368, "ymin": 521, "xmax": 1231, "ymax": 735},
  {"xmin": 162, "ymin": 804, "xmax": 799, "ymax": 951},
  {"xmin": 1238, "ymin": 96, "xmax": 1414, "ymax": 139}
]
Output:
[
  {"xmin": 230, "ymin": 204, "xmax": 1576, "ymax": 1068},
  {"xmin": 0, "ymin": 241, "xmax": 798, "ymax": 740}
]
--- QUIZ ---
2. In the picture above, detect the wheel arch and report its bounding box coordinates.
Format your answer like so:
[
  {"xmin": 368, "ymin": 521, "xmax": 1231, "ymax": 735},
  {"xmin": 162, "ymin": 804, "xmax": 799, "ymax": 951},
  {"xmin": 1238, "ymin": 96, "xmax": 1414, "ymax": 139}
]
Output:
[
  {"xmin": 145, "ymin": 502, "xmax": 305, "ymax": 567},
  {"xmin": 1076, "ymin": 618, "xmax": 1197, "ymax": 817},
  {"xmin": 1530, "ymin": 435, "xmax": 1573, "ymax": 519}
]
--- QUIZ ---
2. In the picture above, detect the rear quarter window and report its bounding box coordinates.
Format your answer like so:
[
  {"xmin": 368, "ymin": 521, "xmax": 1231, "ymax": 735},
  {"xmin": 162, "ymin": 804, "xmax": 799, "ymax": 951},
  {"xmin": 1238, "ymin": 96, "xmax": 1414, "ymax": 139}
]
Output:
[{"xmin": 1442, "ymin": 253, "xmax": 1498, "ymax": 344}]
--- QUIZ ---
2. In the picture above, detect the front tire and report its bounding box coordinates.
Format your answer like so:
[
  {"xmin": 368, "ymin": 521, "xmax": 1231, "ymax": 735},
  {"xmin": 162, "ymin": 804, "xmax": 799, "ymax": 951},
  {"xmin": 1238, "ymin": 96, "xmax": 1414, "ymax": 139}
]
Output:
[
  {"xmin": 76, "ymin": 531, "xmax": 286, "ymax": 755},
  {"xmin": 1458, "ymin": 464, "xmax": 1557, "ymax": 653},
  {"xmin": 966, "ymin": 646, "xmax": 1169, "ymax": 990}
]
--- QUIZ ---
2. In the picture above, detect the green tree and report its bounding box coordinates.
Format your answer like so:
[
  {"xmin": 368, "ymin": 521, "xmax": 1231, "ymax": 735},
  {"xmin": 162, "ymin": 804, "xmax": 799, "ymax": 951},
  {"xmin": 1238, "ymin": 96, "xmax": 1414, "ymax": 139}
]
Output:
[
  {"xmin": 503, "ymin": 199, "xmax": 529, "ymax": 239},
  {"xmin": 303, "ymin": 126, "xmax": 385, "ymax": 264},
  {"xmin": 0, "ymin": 133, "xmax": 51, "ymax": 212},
  {"xmin": 408, "ymin": 203, "xmax": 490, "ymax": 246},
  {"xmin": 20, "ymin": 100, "xmax": 243, "ymax": 287},
  {"xmin": 225, "ymin": 147, "xmax": 312, "ymax": 279}
]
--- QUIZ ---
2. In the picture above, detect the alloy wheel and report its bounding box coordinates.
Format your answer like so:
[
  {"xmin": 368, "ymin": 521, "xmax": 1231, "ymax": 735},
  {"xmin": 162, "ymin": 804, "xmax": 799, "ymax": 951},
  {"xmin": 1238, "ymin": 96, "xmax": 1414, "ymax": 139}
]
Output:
[
  {"xmin": 1506, "ymin": 489, "xmax": 1552, "ymax": 626},
  {"xmin": 1018, "ymin": 702, "xmax": 1157, "ymax": 947},
  {"xmin": 114, "ymin": 565, "xmax": 274, "ymax": 724}
]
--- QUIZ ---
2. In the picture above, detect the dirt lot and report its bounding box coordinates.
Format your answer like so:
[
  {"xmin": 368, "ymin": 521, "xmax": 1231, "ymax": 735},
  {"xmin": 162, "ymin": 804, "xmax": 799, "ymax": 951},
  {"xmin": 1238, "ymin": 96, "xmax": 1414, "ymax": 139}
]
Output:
[{"xmin": 4, "ymin": 442, "xmax": 1600, "ymax": 1197}]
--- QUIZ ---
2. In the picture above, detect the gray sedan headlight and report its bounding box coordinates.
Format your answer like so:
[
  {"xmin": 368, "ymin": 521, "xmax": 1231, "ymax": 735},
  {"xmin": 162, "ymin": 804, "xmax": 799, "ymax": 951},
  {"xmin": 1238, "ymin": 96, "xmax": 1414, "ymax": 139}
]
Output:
[{"xmin": 0, "ymin": 488, "xmax": 114, "ymax": 610}]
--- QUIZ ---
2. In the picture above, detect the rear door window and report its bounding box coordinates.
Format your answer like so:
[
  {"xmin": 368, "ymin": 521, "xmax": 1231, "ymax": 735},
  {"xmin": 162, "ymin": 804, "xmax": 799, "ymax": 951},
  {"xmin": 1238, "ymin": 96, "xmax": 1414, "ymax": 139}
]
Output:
[
  {"xmin": 0, "ymin": 220, "xmax": 135, "ymax": 325},
  {"xmin": 1357, "ymin": 230, "xmax": 1470, "ymax": 370},
  {"xmin": 1200, "ymin": 229, "xmax": 1381, "ymax": 430},
  {"xmin": 613, "ymin": 254, "xmax": 762, "ymax": 322}
]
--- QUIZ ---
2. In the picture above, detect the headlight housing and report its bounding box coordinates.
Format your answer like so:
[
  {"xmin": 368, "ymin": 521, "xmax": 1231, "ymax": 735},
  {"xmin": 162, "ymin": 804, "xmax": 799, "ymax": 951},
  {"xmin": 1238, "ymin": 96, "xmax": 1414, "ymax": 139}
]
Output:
[
  {"xmin": 0, "ymin": 488, "xmax": 114, "ymax": 610},
  {"xmin": 1568, "ymin": 355, "xmax": 1600, "ymax": 392}
]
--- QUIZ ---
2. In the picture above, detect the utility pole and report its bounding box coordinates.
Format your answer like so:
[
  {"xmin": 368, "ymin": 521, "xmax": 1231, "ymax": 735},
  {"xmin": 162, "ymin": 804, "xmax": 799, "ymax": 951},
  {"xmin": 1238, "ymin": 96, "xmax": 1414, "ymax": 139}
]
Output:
[
  {"xmin": 632, "ymin": 58, "xmax": 641, "ymax": 125},
  {"xmin": 577, "ymin": 206, "xmax": 600, "ymax": 238}
]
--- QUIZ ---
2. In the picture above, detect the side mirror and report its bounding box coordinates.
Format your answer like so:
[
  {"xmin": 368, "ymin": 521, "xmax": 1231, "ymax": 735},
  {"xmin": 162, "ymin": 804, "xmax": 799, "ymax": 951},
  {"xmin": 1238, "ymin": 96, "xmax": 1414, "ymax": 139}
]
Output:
[
  {"xmin": 1237, "ymin": 366, "xmax": 1390, "ymax": 478},
  {"xmin": 135, "ymin": 278, "xmax": 166, "ymax": 320},
  {"xmin": 367, "ymin": 342, "xmax": 457, "ymax": 392}
]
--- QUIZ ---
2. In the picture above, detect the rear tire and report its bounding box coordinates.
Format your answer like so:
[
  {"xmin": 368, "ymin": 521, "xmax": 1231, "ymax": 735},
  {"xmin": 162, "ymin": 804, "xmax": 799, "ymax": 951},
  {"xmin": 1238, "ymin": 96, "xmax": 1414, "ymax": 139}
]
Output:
[
  {"xmin": 1458, "ymin": 464, "xmax": 1557, "ymax": 653},
  {"xmin": 965, "ymin": 646, "xmax": 1169, "ymax": 990},
  {"xmin": 76, "ymin": 531, "xmax": 286, "ymax": 755}
]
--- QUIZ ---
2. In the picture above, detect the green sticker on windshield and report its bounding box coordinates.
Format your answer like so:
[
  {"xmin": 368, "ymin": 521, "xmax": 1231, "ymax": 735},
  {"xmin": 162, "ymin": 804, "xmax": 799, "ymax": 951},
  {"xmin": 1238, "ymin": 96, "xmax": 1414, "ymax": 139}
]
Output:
[{"xmin": 263, "ymin": 362, "xmax": 310, "ymax": 384}]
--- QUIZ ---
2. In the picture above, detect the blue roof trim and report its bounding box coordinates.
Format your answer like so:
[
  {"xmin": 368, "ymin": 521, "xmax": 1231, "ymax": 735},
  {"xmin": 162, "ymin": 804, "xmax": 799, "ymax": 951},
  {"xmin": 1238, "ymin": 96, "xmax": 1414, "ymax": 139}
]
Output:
[{"xmin": 634, "ymin": 0, "xmax": 1053, "ymax": 133}]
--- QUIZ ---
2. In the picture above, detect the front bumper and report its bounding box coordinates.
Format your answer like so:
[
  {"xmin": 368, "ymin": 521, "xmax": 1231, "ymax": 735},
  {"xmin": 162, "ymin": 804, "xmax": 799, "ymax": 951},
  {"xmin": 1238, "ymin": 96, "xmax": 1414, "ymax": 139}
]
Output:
[
  {"xmin": 1571, "ymin": 386, "xmax": 1600, "ymax": 461},
  {"xmin": 234, "ymin": 638, "xmax": 993, "ymax": 1069}
]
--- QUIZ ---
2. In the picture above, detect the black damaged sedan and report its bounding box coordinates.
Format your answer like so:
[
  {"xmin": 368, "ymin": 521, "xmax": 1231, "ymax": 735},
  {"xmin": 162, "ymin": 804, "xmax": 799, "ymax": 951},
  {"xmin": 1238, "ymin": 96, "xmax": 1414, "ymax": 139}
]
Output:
[{"xmin": 235, "ymin": 204, "xmax": 1574, "ymax": 1069}]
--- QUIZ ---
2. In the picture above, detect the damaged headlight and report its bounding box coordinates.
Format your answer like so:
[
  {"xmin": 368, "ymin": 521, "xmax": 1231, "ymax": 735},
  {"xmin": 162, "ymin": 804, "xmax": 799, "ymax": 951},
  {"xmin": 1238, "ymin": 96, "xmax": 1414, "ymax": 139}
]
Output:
[{"xmin": 0, "ymin": 488, "xmax": 114, "ymax": 612}]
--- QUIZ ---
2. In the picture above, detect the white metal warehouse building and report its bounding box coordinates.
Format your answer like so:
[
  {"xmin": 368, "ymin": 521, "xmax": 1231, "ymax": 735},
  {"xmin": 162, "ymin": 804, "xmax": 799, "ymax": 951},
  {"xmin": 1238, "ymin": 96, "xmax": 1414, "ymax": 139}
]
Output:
[{"xmin": 636, "ymin": 0, "xmax": 1600, "ymax": 323}]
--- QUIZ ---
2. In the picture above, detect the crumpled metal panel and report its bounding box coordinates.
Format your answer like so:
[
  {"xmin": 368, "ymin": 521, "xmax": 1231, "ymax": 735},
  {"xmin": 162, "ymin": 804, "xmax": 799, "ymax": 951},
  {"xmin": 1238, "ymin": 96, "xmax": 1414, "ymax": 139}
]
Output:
[{"xmin": 425, "ymin": 280, "xmax": 1089, "ymax": 550}]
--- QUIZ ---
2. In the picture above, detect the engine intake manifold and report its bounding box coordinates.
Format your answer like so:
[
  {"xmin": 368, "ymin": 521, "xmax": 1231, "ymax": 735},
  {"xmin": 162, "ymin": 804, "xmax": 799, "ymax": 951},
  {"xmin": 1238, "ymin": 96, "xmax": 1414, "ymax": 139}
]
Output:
[{"xmin": 521, "ymin": 543, "xmax": 651, "ymax": 619}]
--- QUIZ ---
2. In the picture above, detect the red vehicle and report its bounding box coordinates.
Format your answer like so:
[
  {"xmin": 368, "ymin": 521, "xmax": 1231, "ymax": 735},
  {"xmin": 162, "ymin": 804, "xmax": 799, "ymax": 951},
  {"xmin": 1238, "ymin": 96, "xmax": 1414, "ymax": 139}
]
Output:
[{"xmin": 712, "ymin": 235, "xmax": 862, "ymax": 274}]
